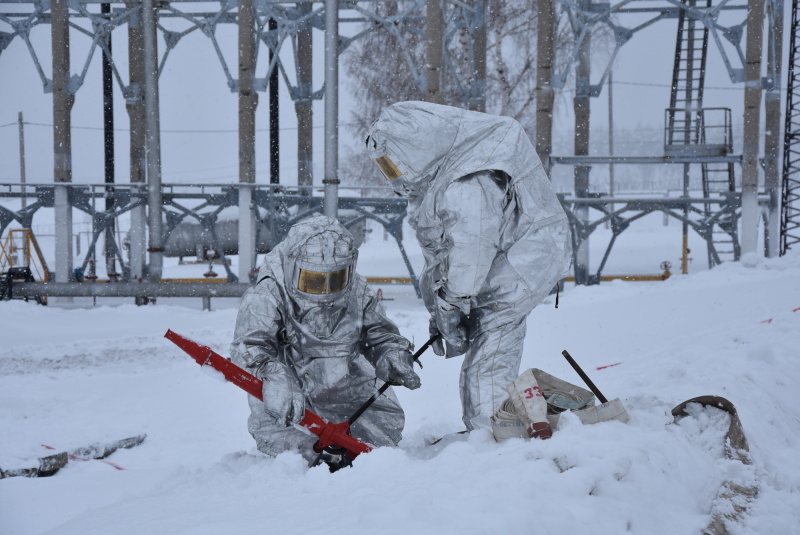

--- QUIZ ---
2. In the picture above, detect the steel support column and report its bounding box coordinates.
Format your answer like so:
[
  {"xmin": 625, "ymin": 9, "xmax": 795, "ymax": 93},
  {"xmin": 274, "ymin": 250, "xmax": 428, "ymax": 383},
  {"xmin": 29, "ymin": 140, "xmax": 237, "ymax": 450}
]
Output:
[
  {"xmin": 741, "ymin": 0, "xmax": 765, "ymax": 256},
  {"xmin": 238, "ymin": 0, "xmax": 257, "ymax": 281},
  {"xmin": 126, "ymin": 2, "xmax": 147, "ymax": 280},
  {"xmin": 296, "ymin": 2, "xmax": 314, "ymax": 195},
  {"xmin": 470, "ymin": 1, "xmax": 487, "ymax": 112},
  {"xmin": 536, "ymin": 0, "xmax": 555, "ymax": 170},
  {"xmin": 52, "ymin": 0, "xmax": 74, "ymax": 284},
  {"xmin": 323, "ymin": 0, "xmax": 339, "ymax": 218},
  {"xmin": 143, "ymin": 0, "xmax": 163, "ymax": 282},
  {"xmin": 573, "ymin": 0, "xmax": 592, "ymax": 284},
  {"xmin": 425, "ymin": 0, "xmax": 444, "ymax": 104}
]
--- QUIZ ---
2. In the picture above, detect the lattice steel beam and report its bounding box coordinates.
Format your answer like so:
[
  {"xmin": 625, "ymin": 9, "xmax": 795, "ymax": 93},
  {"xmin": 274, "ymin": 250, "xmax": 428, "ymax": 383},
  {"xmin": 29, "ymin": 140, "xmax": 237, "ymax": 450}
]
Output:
[
  {"xmin": 551, "ymin": 0, "xmax": 751, "ymax": 96},
  {"xmin": 0, "ymin": 0, "xmax": 486, "ymax": 104},
  {"xmin": 782, "ymin": 0, "xmax": 800, "ymax": 253}
]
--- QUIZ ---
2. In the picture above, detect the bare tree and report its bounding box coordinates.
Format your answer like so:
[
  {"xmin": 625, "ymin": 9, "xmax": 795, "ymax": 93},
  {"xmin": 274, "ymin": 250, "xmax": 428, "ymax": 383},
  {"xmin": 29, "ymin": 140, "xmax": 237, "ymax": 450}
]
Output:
[
  {"xmin": 341, "ymin": 0, "xmax": 580, "ymax": 187},
  {"xmin": 341, "ymin": 2, "xmax": 427, "ymax": 187},
  {"xmin": 485, "ymin": 0, "xmax": 538, "ymax": 124}
]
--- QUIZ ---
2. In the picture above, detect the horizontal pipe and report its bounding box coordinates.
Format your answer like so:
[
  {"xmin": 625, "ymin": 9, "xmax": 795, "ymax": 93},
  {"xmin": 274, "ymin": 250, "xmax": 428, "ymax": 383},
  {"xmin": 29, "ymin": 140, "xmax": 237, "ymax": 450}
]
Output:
[
  {"xmin": 8, "ymin": 282, "xmax": 251, "ymax": 298},
  {"xmin": 7, "ymin": 278, "xmax": 416, "ymax": 299},
  {"xmin": 563, "ymin": 274, "xmax": 670, "ymax": 282},
  {"xmin": 551, "ymin": 155, "xmax": 742, "ymax": 165},
  {"xmin": 365, "ymin": 277, "xmax": 413, "ymax": 284},
  {"xmin": 559, "ymin": 195, "xmax": 770, "ymax": 204},
  {"xmin": 6, "ymin": 278, "xmax": 417, "ymax": 299}
]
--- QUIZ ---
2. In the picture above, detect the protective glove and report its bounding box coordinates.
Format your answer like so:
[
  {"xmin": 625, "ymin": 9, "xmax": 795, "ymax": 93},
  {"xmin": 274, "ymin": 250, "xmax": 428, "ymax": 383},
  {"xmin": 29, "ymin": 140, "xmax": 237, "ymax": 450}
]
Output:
[
  {"xmin": 429, "ymin": 317, "xmax": 445, "ymax": 356},
  {"xmin": 375, "ymin": 350, "xmax": 421, "ymax": 390},
  {"xmin": 432, "ymin": 294, "xmax": 468, "ymax": 358},
  {"xmin": 260, "ymin": 361, "xmax": 305, "ymax": 427},
  {"xmin": 313, "ymin": 442, "xmax": 354, "ymax": 473}
]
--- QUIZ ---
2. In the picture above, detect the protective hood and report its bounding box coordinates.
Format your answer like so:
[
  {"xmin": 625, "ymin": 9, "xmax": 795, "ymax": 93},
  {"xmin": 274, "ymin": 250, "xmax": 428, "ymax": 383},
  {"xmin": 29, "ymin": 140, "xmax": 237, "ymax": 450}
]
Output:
[
  {"xmin": 258, "ymin": 215, "xmax": 358, "ymax": 306},
  {"xmin": 365, "ymin": 101, "xmax": 545, "ymax": 198},
  {"xmin": 366, "ymin": 101, "xmax": 568, "ymax": 255}
]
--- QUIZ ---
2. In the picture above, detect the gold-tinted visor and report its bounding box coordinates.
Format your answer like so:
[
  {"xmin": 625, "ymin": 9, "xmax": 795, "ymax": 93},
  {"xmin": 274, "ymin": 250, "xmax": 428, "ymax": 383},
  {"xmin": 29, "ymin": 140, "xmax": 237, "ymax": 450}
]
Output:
[
  {"xmin": 297, "ymin": 266, "xmax": 350, "ymax": 295},
  {"xmin": 328, "ymin": 267, "xmax": 350, "ymax": 294},
  {"xmin": 374, "ymin": 155, "xmax": 403, "ymax": 181}
]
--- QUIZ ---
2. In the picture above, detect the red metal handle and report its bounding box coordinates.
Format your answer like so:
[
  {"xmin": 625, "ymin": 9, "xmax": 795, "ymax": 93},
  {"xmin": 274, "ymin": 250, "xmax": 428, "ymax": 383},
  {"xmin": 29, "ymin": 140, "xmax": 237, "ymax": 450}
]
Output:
[
  {"xmin": 165, "ymin": 329, "xmax": 373, "ymax": 459},
  {"xmin": 165, "ymin": 329, "xmax": 264, "ymax": 400},
  {"xmin": 299, "ymin": 410, "xmax": 373, "ymax": 458}
]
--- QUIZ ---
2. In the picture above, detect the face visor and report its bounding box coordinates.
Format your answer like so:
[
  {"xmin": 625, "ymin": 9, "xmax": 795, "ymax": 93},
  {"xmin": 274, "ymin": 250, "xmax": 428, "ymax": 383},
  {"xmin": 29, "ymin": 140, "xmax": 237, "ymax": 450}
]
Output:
[
  {"xmin": 296, "ymin": 265, "xmax": 351, "ymax": 295},
  {"xmin": 373, "ymin": 155, "xmax": 403, "ymax": 181},
  {"xmin": 366, "ymin": 134, "xmax": 404, "ymax": 182},
  {"xmin": 365, "ymin": 135, "xmax": 421, "ymax": 197}
]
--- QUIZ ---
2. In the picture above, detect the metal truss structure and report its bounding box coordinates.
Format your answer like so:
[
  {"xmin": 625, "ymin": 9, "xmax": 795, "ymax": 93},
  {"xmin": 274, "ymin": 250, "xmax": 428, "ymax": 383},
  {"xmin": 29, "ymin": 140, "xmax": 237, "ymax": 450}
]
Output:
[
  {"xmin": 0, "ymin": 0, "xmax": 486, "ymax": 114},
  {"xmin": 560, "ymin": 193, "xmax": 752, "ymax": 285},
  {"xmin": 549, "ymin": 0, "xmax": 773, "ymax": 94},
  {"xmin": 0, "ymin": 0, "xmax": 787, "ymax": 303},
  {"xmin": 0, "ymin": 181, "xmax": 421, "ymax": 297},
  {"xmin": 0, "ymin": 0, "xmax": 488, "ymax": 302},
  {"xmin": 783, "ymin": 0, "xmax": 800, "ymax": 254},
  {"xmin": 543, "ymin": 0, "xmax": 783, "ymax": 282},
  {"xmin": 2, "ymin": 179, "xmax": 767, "ymax": 296}
]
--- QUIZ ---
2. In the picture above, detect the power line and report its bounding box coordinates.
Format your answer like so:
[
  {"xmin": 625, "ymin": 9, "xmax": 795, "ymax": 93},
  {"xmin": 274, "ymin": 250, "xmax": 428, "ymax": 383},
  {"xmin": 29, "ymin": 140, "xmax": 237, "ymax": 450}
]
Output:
[
  {"xmin": 14, "ymin": 121, "xmax": 359, "ymax": 134},
  {"xmin": 612, "ymin": 79, "xmax": 751, "ymax": 91},
  {"xmin": 553, "ymin": 79, "xmax": 754, "ymax": 95}
]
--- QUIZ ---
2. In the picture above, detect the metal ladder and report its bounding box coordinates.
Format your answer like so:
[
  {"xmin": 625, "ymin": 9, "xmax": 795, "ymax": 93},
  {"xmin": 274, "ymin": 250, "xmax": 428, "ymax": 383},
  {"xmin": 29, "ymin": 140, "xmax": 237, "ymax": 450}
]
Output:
[
  {"xmin": 667, "ymin": 0, "xmax": 738, "ymax": 266},
  {"xmin": 702, "ymin": 161, "xmax": 739, "ymax": 262},
  {"xmin": 667, "ymin": 0, "xmax": 709, "ymax": 146}
]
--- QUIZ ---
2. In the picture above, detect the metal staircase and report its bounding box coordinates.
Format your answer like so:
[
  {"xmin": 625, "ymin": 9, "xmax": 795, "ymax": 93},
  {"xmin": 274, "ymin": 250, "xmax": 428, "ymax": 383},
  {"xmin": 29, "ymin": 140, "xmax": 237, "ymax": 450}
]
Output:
[
  {"xmin": 665, "ymin": 0, "xmax": 738, "ymax": 267},
  {"xmin": 701, "ymin": 116, "xmax": 739, "ymax": 263},
  {"xmin": 667, "ymin": 0, "xmax": 709, "ymax": 145}
]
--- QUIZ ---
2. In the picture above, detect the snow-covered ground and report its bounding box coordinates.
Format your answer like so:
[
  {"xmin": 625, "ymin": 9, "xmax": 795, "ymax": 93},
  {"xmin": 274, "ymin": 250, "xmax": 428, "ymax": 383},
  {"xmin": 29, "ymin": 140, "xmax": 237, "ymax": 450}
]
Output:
[{"xmin": 2, "ymin": 218, "xmax": 800, "ymax": 535}]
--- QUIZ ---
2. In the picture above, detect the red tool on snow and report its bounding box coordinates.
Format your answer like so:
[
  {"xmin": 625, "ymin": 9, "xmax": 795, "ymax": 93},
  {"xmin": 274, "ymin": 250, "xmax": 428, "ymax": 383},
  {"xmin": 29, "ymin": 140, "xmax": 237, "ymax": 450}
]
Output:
[{"xmin": 164, "ymin": 329, "xmax": 372, "ymax": 459}]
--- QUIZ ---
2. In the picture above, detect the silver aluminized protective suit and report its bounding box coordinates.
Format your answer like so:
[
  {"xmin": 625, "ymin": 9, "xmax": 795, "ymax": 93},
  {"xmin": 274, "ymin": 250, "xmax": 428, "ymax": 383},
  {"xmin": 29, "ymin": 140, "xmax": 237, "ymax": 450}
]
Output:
[
  {"xmin": 366, "ymin": 101, "xmax": 572, "ymax": 430},
  {"xmin": 230, "ymin": 216, "xmax": 418, "ymax": 463}
]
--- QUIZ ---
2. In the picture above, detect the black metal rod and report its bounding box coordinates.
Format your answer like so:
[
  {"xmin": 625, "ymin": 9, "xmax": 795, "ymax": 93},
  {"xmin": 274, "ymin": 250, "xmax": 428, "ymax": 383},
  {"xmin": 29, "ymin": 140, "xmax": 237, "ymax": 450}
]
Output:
[
  {"xmin": 268, "ymin": 17, "xmax": 279, "ymax": 185},
  {"xmin": 347, "ymin": 333, "xmax": 440, "ymax": 425},
  {"xmin": 310, "ymin": 333, "xmax": 441, "ymax": 468},
  {"xmin": 101, "ymin": 2, "xmax": 116, "ymax": 276},
  {"xmin": 561, "ymin": 350, "xmax": 608, "ymax": 404}
]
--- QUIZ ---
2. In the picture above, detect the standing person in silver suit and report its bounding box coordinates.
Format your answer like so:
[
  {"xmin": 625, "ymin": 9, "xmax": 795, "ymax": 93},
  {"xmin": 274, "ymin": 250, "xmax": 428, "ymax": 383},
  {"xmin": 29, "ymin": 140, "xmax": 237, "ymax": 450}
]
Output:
[
  {"xmin": 365, "ymin": 102, "xmax": 572, "ymax": 435},
  {"xmin": 230, "ymin": 215, "xmax": 420, "ymax": 470}
]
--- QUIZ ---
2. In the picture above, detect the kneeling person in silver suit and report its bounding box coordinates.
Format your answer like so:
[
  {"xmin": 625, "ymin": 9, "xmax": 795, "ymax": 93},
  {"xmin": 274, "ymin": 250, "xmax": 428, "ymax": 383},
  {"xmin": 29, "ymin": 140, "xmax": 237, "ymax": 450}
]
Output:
[{"xmin": 230, "ymin": 215, "xmax": 420, "ymax": 469}]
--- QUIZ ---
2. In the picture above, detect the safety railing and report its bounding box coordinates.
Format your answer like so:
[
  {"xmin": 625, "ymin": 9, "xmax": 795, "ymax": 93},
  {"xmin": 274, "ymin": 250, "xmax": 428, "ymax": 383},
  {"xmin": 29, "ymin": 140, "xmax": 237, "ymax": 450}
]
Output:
[{"xmin": 664, "ymin": 107, "xmax": 733, "ymax": 157}]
